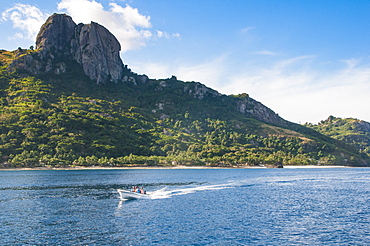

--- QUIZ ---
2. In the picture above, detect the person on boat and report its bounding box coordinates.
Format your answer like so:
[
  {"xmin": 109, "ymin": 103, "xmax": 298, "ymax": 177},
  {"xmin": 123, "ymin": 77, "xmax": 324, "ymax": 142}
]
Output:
[
  {"xmin": 140, "ymin": 187, "xmax": 146, "ymax": 194},
  {"xmin": 132, "ymin": 186, "xmax": 139, "ymax": 192}
]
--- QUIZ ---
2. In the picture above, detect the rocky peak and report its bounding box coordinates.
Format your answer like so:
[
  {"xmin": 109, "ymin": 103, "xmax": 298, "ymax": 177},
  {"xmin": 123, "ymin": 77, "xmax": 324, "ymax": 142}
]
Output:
[
  {"xmin": 71, "ymin": 22, "xmax": 123, "ymax": 83},
  {"xmin": 14, "ymin": 13, "xmax": 124, "ymax": 84},
  {"xmin": 36, "ymin": 13, "xmax": 76, "ymax": 52}
]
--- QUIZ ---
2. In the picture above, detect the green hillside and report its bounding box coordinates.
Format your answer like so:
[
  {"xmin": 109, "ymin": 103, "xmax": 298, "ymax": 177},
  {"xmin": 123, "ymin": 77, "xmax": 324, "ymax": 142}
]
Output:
[
  {"xmin": 306, "ymin": 116, "xmax": 370, "ymax": 158},
  {"xmin": 0, "ymin": 49, "xmax": 368, "ymax": 168}
]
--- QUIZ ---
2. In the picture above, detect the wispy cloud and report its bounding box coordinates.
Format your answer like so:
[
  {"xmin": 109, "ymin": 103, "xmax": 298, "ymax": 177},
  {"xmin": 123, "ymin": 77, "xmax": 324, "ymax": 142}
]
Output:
[
  {"xmin": 239, "ymin": 26, "xmax": 256, "ymax": 34},
  {"xmin": 254, "ymin": 50, "xmax": 279, "ymax": 56},
  {"xmin": 1, "ymin": 3, "xmax": 49, "ymax": 41},
  {"xmin": 155, "ymin": 30, "xmax": 181, "ymax": 39}
]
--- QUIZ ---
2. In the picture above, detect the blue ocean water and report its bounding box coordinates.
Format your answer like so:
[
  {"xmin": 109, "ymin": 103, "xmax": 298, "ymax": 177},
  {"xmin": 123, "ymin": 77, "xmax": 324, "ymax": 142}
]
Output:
[{"xmin": 0, "ymin": 168, "xmax": 369, "ymax": 245}]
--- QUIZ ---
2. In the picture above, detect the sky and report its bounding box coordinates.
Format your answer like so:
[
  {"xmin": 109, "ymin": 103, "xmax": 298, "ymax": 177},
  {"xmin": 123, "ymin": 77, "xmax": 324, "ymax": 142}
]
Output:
[{"xmin": 1, "ymin": 0, "xmax": 370, "ymax": 124}]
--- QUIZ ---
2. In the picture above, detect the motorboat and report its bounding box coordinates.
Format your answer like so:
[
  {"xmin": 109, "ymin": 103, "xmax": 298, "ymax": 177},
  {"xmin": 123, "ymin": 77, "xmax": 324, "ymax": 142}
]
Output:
[{"xmin": 117, "ymin": 189, "xmax": 149, "ymax": 200}]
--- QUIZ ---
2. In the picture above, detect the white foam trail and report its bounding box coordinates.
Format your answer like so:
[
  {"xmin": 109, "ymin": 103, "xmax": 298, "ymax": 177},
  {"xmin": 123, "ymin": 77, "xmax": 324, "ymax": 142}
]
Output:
[
  {"xmin": 148, "ymin": 183, "xmax": 235, "ymax": 199},
  {"xmin": 117, "ymin": 179, "xmax": 259, "ymax": 203}
]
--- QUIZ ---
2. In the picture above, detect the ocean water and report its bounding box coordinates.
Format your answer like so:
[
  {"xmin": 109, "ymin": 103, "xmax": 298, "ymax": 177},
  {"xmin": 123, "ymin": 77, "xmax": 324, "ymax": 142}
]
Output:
[{"xmin": 0, "ymin": 168, "xmax": 369, "ymax": 245}]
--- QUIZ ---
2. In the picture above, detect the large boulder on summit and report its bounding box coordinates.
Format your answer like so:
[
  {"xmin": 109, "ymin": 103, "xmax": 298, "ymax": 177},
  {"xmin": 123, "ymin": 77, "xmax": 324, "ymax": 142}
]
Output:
[
  {"xmin": 12, "ymin": 13, "xmax": 124, "ymax": 84},
  {"xmin": 36, "ymin": 13, "xmax": 76, "ymax": 51},
  {"xmin": 71, "ymin": 22, "xmax": 124, "ymax": 83}
]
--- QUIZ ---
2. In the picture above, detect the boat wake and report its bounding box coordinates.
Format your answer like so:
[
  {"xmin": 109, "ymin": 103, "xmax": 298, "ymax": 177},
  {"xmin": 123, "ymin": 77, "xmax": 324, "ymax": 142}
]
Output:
[
  {"xmin": 117, "ymin": 179, "xmax": 260, "ymax": 204},
  {"xmin": 148, "ymin": 182, "xmax": 235, "ymax": 199}
]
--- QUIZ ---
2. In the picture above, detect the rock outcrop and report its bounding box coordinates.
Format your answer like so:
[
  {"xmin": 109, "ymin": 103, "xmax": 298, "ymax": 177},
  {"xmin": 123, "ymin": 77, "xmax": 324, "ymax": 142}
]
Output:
[
  {"xmin": 70, "ymin": 22, "xmax": 124, "ymax": 83},
  {"xmin": 183, "ymin": 82, "xmax": 221, "ymax": 100},
  {"xmin": 236, "ymin": 94, "xmax": 287, "ymax": 126},
  {"xmin": 12, "ymin": 13, "xmax": 124, "ymax": 84},
  {"xmin": 36, "ymin": 14, "xmax": 75, "ymax": 52}
]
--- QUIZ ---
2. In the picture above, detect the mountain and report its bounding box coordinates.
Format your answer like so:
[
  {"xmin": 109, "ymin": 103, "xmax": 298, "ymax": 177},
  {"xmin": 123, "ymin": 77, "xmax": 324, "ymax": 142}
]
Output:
[
  {"xmin": 0, "ymin": 13, "xmax": 368, "ymax": 168},
  {"xmin": 10, "ymin": 13, "xmax": 286, "ymax": 127}
]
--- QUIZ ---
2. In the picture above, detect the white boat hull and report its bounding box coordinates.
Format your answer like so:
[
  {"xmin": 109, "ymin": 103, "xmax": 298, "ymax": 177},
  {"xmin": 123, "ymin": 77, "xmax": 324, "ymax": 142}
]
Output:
[{"xmin": 117, "ymin": 189, "xmax": 148, "ymax": 200}]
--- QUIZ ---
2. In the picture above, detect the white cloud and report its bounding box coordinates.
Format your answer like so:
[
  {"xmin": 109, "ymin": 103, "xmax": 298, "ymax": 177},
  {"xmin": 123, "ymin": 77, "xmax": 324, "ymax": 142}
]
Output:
[
  {"xmin": 1, "ymin": 4, "xmax": 49, "ymax": 41},
  {"xmin": 57, "ymin": 0, "xmax": 179, "ymax": 52},
  {"xmin": 57, "ymin": 0, "xmax": 152, "ymax": 51},
  {"xmin": 156, "ymin": 30, "xmax": 168, "ymax": 39}
]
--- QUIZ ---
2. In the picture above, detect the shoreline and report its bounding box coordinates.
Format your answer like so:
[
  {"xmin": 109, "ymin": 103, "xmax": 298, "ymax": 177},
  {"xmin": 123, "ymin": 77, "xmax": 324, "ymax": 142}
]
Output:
[
  {"xmin": 0, "ymin": 165, "xmax": 355, "ymax": 171},
  {"xmin": 283, "ymin": 165, "xmax": 347, "ymax": 169}
]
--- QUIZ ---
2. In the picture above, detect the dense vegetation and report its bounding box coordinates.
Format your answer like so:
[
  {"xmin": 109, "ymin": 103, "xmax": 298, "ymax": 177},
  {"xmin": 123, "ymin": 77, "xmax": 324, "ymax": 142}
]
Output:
[
  {"xmin": 306, "ymin": 116, "xmax": 370, "ymax": 158},
  {"xmin": 0, "ymin": 49, "xmax": 368, "ymax": 168}
]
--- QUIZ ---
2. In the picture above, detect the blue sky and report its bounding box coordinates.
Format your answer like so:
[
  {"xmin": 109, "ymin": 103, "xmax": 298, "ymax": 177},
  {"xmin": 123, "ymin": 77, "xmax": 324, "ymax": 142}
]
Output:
[{"xmin": 1, "ymin": 0, "xmax": 370, "ymax": 124}]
